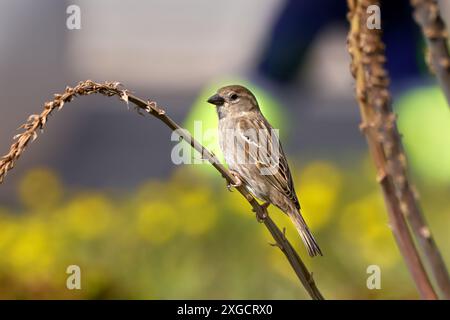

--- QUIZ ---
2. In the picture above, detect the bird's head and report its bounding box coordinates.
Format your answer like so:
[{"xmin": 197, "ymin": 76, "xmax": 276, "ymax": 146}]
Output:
[{"xmin": 207, "ymin": 85, "xmax": 260, "ymax": 118}]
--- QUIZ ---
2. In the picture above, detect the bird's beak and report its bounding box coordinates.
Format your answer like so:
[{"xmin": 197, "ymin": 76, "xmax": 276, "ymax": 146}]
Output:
[{"xmin": 207, "ymin": 94, "xmax": 225, "ymax": 106}]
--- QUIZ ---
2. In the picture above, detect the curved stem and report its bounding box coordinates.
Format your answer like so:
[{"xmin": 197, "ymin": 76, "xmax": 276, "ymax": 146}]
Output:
[
  {"xmin": 409, "ymin": 0, "xmax": 450, "ymax": 299},
  {"xmin": 0, "ymin": 80, "xmax": 324, "ymax": 300},
  {"xmin": 347, "ymin": 0, "xmax": 440, "ymax": 299},
  {"xmin": 411, "ymin": 0, "xmax": 450, "ymax": 109}
]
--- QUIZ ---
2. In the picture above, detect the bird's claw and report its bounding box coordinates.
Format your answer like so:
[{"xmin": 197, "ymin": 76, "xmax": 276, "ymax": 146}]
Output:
[
  {"xmin": 253, "ymin": 204, "xmax": 269, "ymax": 222},
  {"xmin": 256, "ymin": 210, "xmax": 268, "ymax": 222},
  {"xmin": 256, "ymin": 214, "xmax": 266, "ymax": 223},
  {"xmin": 227, "ymin": 171, "xmax": 242, "ymax": 191},
  {"xmin": 258, "ymin": 202, "xmax": 270, "ymax": 222}
]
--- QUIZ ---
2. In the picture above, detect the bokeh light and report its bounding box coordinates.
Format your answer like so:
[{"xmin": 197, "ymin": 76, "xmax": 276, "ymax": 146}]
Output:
[
  {"xmin": 395, "ymin": 86, "xmax": 450, "ymax": 183},
  {"xmin": 0, "ymin": 159, "xmax": 448, "ymax": 299}
]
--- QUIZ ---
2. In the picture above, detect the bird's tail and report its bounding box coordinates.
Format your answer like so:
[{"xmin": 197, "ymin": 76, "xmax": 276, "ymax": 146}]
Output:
[{"xmin": 288, "ymin": 210, "xmax": 322, "ymax": 257}]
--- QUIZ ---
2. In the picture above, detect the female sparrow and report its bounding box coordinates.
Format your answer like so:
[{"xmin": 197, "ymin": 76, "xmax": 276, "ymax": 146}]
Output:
[{"xmin": 208, "ymin": 85, "xmax": 322, "ymax": 257}]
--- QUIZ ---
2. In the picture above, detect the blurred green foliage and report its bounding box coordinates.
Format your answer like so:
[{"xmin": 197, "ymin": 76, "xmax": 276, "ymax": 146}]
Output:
[
  {"xmin": 0, "ymin": 157, "xmax": 448, "ymax": 299},
  {"xmin": 396, "ymin": 86, "xmax": 450, "ymax": 183}
]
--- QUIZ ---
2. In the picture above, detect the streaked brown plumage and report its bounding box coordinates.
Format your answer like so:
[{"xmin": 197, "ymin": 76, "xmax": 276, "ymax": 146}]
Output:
[{"xmin": 208, "ymin": 85, "xmax": 322, "ymax": 257}]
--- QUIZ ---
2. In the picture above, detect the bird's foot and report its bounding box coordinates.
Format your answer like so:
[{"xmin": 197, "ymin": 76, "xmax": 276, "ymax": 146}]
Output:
[
  {"xmin": 227, "ymin": 170, "xmax": 242, "ymax": 191},
  {"xmin": 254, "ymin": 203, "xmax": 269, "ymax": 222},
  {"xmin": 256, "ymin": 213, "xmax": 266, "ymax": 223}
]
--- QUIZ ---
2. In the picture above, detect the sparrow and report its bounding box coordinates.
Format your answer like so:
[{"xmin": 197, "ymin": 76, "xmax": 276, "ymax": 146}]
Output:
[{"xmin": 207, "ymin": 85, "xmax": 322, "ymax": 257}]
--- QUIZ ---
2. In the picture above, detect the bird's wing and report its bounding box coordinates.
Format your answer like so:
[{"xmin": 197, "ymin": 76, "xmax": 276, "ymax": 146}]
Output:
[{"xmin": 236, "ymin": 117, "xmax": 300, "ymax": 210}]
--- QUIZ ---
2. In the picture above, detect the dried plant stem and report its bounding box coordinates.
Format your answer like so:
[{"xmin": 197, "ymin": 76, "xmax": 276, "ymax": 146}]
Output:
[
  {"xmin": 0, "ymin": 80, "xmax": 324, "ymax": 300},
  {"xmin": 411, "ymin": 0, "xmax": 450, "ymax": 108},
  {"xmin": 409, "ymin": 3, "xmax": 450, "ymax": 296},
  {"xmin": 347, "ymin": 0, "xmax": 444, "ymax": 299}
]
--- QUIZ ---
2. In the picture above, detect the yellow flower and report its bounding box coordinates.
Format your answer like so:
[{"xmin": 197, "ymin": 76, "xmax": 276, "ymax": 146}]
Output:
[
  {"xmin": 136, "ymin": 201, "xmax": 178, "ymax": 244},
  {"xmin": 295, "ymin": 161, "xmax": 342, "ymax": 230},
  {"xmin": 177, "ymin": 187, "xmax": 218, "ymax": 236},
  {"xmin": 339, "ymin": 192, "xmax": 399, "ymax": 267},
  {"xmin": 63, "ymin": 194, "xmax": 113, "ymax": 240},
  {"xmin": 0, "ymin": 210, "xmax": 17, "ymax": 256},
  {"xmin": 135, "ymin": 180, "xmax": 168, "ymax": 203},
  {"xmin": 6, "ymin": 219, "xmax": 56, "ymax": 281}
]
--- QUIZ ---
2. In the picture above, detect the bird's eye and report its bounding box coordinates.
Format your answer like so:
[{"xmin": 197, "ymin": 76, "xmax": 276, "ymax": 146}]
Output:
[{"xmin": 230, "ymin": 93, "xmax": 238, "ymax": 101}]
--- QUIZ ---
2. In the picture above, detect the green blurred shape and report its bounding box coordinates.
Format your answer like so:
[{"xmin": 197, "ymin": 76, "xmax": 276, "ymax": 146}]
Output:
[
  {"xmin": 182, "ymin": 79, "xmax": 288, "ymax": 175},
  {"xmin": 395, "ymin": 86, "xmax": 450, "ymax": 183}
]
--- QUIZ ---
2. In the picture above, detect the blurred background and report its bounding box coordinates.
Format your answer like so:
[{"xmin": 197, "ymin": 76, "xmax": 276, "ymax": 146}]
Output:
[{"xmin": 0, "ymin": 0, "xmax": 449, "ymax": 299}]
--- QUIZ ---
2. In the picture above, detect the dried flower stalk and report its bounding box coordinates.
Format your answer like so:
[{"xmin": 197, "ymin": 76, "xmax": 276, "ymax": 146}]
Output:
[
  {"xmin": 347, "ymin": 0, "xmax": 447, "ymax": 299},
  {"xmin": 0, "ymin": 80, "xmax": 324, "ymax": 300},
  {"xmin": 411, "ymin": 0, "xmax": 450, "ymax": 109}
]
